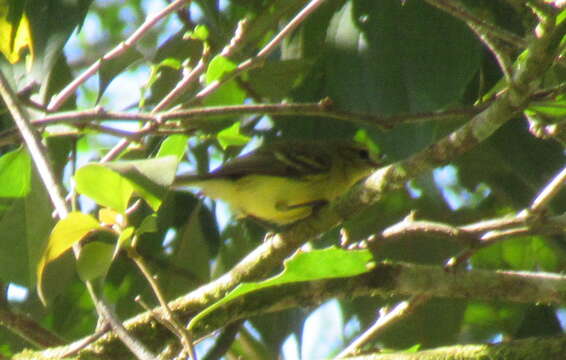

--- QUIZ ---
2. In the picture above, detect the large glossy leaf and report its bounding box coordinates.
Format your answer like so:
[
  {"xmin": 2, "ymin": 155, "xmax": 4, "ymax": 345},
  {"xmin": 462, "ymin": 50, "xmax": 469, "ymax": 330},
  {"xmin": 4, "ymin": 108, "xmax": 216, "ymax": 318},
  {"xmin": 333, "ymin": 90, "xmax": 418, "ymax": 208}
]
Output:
[
  {"xmin": 160, "ymin": 204, "xmax": 210, "ymax": 298},
  {"xmin": 280, "ymin": 0, "xmax": 481, "ymax": 158},
  {"xmin": 246, "ymin": 60, "xmax": 313, "ymax": 101}
]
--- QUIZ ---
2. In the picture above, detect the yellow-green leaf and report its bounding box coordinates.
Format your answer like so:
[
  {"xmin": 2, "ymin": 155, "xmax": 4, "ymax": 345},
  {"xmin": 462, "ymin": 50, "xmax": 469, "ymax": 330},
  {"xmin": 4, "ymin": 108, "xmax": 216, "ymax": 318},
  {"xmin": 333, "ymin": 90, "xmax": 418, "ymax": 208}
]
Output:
[
  {"xmin": 74, "ymin": 164, "xmax": 134, "ymax": 213},
  {"xmin": 36, "ymin": 212, "xmax": 101, "ymax": 304}
]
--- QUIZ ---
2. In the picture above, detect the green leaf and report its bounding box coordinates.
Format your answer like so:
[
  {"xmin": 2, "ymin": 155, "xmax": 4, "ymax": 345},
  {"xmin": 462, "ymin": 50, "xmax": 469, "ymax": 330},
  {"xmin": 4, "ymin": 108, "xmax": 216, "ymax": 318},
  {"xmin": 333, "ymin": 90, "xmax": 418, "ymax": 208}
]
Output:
[
  {"xmin": 246, "ymin": 60, "xmax": 313, "ymax": 100},
  {"xmin": 159, "ymin": 57, "xmax": 182, "ymax": 70},
  {"xmin": 117, "ymin": 226, "xmax": 135, "ymax": 250},
  {"xmin": 136, "ymin": 214, "xmax": 158, "ymax": 235},
  {"xmin": 74, "ymin": 164, "xmax": 134, "ymax": 214},
  {"xmin": 185, "ymin": 24, "xmax": 210, "ymax": 41},
  {"xmin": 140, "ymin": 57, "xmax": 181, "ymax": 109},
  {"xmin": 156, "ymin": 134, "xmax": 188, "ymax": 161},
  {"xmin": 526, "ymin": 100, "xmax": 566, "ymax": 117},
  {"xmin": 206, "ymin": 55, "xmax": 237, "ymax": 83},
  {"xmin": 0, "ymin": 169, "xmax": 54, "ymax": 286},
  {"xmin": 160, "ymin": 204, "xmax": 211, "ymax": 297},
  {"xmin": 217, "ymin": 122, "xmax": 250, "ymax": 149},
  {"xmin": 37, "ymin": 212, "xmax": 101, "ymax": 303},
  {"xmin": 25, "ymin": 0, "xmax": 93, "ymax": 84},
  {"xmin": 103, "ymin": 156, "xmax": 178, "ymax": 211},
  {"xmin": 354, "ymin": 129, "xmax": 381, "ymax": 155},
  {"xmin": 189, "ymin": 247, "xmax": 372, "ymax": 329},
  {"xmin": 76, "ymin": 241, "xmax": 115, "ymax": 282},
  {"xmin": 75, "ymin": 157, "xmax": 178, "ymax": 212},
  {"xmin": 0, "ymin": 147, "xmax": 31, "ymax": 197},
  {"xmin": 203, "ymin": 79, "xmax": 245, "ymax": 106}
]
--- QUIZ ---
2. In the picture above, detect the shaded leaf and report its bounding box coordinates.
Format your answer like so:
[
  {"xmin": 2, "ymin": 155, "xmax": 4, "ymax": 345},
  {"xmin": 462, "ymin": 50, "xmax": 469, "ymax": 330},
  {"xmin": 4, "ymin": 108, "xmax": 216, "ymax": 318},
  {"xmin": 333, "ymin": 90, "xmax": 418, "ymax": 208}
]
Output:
[
  {"xmin": 246, "ymin": 60, "xmax": 313, "ymax": 100},
  {"xmin": 103, "ymin": 156, "xmax": 178, "ymax": 210},
  {"xmin": 76, "ymin": 241, "xmax": 114, "ymax": 281},
  {"xmin": 0, "ymin": 169, "xmax": 53, "ymax": 286},
  {"xmin": 136, "ymin": 214, "xmax": 157, "ymax": 235}
]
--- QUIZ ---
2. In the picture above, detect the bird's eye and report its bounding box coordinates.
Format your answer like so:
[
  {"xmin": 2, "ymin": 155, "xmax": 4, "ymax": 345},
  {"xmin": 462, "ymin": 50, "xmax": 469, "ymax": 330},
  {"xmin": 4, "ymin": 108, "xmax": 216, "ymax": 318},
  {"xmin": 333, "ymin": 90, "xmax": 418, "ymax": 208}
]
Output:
[{"xmin": 358, "ymin": 149, "xmax": 370, "ymax": 160}]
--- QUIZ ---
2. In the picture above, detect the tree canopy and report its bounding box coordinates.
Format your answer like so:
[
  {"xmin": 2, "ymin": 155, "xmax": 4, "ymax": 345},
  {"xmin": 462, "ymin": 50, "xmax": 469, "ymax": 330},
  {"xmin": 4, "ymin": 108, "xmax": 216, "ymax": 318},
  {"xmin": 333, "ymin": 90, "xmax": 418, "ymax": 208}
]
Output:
[{"xmin": 0, "ymin": 0, "xmax": 566, "ymax": 359}]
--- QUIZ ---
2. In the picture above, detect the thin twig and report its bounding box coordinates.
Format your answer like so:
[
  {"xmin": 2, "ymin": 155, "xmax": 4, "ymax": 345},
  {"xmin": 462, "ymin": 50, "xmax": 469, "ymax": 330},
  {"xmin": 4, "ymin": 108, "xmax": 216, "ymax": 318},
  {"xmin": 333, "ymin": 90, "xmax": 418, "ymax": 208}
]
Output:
[
  {"xmin": 129, "ymin": 247, "xmax": 197, "ymax": 360},
  {"xmin": 528, "ymin": 164, "xmax": 566, "ymax": 213},
  {"xmin": 0, "ymin": 102, "xmax": 485, "ymax": 148},
  {"xmin": 336, "ymin": 295, "xmax": 430, "ymax": 358}
]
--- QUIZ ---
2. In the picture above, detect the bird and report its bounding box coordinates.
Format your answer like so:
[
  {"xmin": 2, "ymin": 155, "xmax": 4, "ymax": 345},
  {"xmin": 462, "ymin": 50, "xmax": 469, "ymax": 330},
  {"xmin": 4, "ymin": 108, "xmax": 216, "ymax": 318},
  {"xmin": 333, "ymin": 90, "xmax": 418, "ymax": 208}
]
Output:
[{"xmin": 174, "ymin": 140, "xmax": 381, "ymax": 226}]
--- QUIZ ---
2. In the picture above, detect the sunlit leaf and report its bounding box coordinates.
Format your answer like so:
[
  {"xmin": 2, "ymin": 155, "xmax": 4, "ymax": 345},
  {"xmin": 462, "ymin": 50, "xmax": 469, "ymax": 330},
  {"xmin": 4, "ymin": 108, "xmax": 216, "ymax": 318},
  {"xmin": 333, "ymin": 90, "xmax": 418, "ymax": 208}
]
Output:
[
  {"xmin": 185, "ymin": 24, "xmax": 209, "ymax": 41},
  {"xmin": 526, "ymin": 100, "xmax": 566, "ymax": 117},
  {"xmin": 206, "ymin": 55, "xmax": 237, "ymax": 83},
  {"xmin": 203, "ymin": 80, "xmax": 245, "ymax": 106},
  {"xmin": 159, "ymin": 57, "xmax": 181, "ymax": 70},
  {"xmin": 0, "ymin": 147, "xmax": 31, "ymax": 197},
  {"xmin": 217, "ymin": 122, "xmax": 250, "ymax": 149},
  {"xmin": 189, "ymin": 247, "xmax": 372, "ymax": 329},
  {"xmin": 98, "ymin": 208, "xmax": 126, "ymax": 227},
  {"xmin": 74, "ymin": 164, "xmax": 134, "ymax": 214},
  {"xmin": 156, "ymin": 134, "xmax": 188, "ymax": 161},
  {"xmin": 37, "ymin": 212, "xmax": 101, "ymax": 303}
]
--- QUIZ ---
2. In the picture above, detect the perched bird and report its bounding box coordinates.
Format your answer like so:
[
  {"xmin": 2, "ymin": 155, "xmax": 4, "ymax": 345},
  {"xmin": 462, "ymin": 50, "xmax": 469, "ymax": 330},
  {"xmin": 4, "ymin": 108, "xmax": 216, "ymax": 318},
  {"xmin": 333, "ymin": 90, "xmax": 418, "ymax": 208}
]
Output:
[{"xmin": 175, "ymin": 140, "xmax": 381, "ymax": 226}]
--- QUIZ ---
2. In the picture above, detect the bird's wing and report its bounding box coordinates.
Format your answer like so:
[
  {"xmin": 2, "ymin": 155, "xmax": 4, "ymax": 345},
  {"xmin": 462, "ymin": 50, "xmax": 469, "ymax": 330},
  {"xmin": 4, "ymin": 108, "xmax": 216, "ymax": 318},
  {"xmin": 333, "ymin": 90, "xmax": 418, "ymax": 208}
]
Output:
[{"xmin": 208, "ymin": 142, "xmax": 332, "ymax": 179}]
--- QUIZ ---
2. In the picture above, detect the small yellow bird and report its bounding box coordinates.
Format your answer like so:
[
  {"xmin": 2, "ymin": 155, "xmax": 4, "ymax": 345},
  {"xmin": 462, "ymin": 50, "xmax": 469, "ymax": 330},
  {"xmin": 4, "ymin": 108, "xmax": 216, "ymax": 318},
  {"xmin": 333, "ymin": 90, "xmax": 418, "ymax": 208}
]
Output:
[{"xmin": 175, "ymin": 140, "xmax": 380, "ymax": 226}]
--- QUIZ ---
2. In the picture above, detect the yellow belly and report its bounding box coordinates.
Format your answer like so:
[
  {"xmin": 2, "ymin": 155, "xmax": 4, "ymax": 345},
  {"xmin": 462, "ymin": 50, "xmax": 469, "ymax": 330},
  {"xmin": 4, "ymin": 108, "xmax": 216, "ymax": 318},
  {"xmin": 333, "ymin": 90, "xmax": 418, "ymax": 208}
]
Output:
[{"xmin": 195, "ymin": 174, "xmax": 335, "ymax": 225}]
